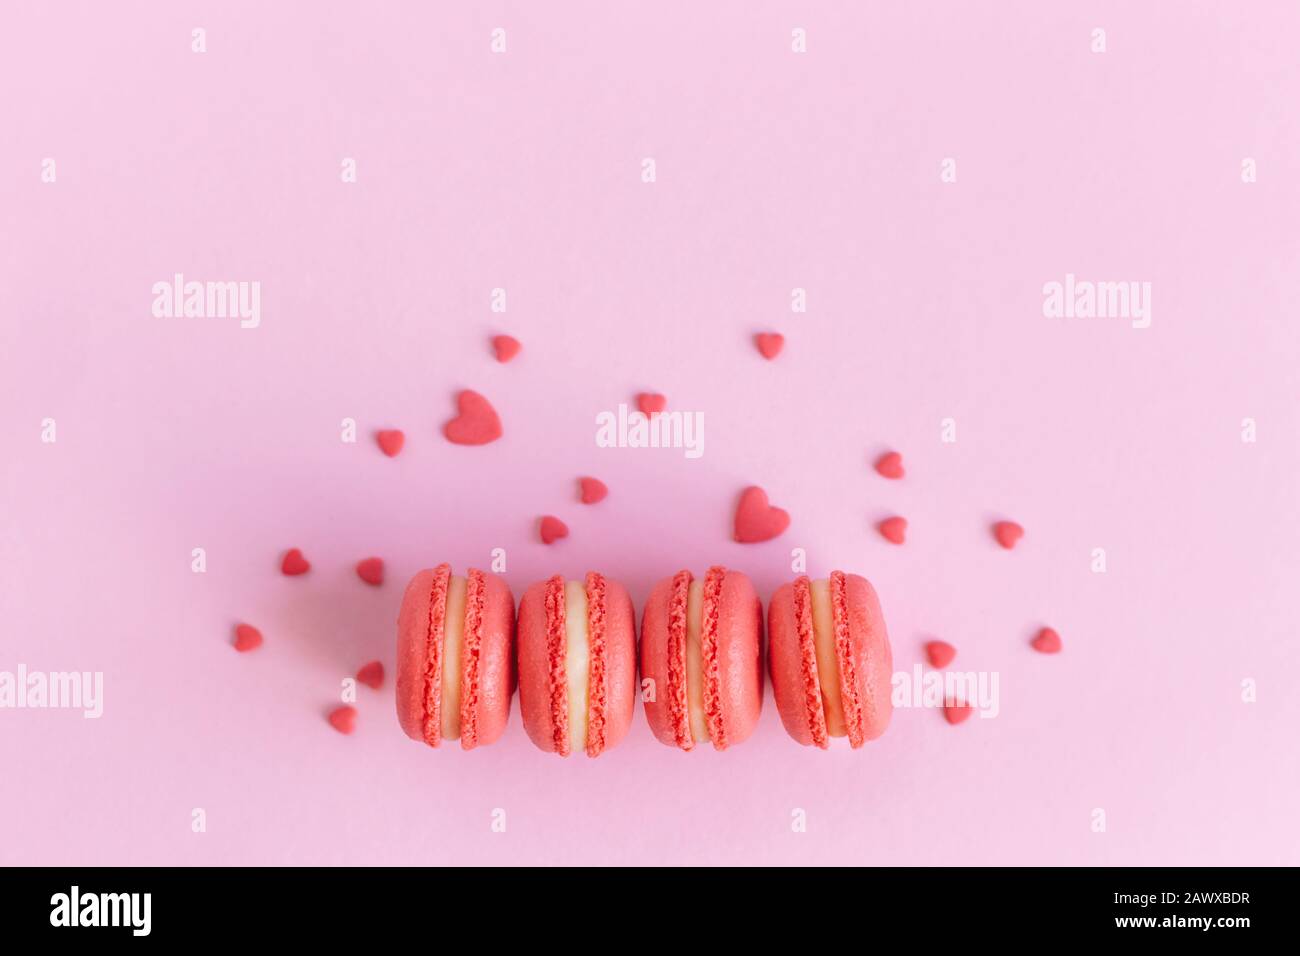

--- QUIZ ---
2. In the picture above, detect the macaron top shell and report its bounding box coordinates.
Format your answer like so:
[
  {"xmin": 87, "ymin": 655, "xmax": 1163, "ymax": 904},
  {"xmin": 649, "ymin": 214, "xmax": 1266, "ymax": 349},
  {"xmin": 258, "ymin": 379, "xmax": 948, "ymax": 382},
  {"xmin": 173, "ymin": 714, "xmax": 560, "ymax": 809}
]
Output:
[
  {"xmin": 516, "ymin": 572, "xmax": 637, "ymax": 757},
  {"xmin": 640, "ymin": 566, "xmax": 763, "ymax": 751},
  {"xmin": 395, "ymin": 564, "xmax": 516, "ymax": 750},
  {"xmin": 768, "ymin": 571, "xmax": 892, "ymax": 748}
]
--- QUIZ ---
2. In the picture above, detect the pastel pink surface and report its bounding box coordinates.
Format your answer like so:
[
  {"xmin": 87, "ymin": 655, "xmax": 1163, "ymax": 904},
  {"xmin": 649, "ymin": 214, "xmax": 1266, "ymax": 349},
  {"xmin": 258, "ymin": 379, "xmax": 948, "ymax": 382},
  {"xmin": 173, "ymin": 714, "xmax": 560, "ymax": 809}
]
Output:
[{"xmin": 3, "ymin": 3, "xmax": 1299, "ymax": 866}]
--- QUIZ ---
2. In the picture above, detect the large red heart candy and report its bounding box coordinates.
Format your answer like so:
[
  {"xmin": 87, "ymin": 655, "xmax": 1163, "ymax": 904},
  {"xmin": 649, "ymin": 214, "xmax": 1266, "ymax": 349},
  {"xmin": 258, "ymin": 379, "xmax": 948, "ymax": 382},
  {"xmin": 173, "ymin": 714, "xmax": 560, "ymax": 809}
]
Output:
[
  {"xmin": 733, "ymin": 486, "xmax": 790, "ymax": 543},
  {"xmin": 444, "ymin": 390, "xmax": 503, "ymax": 445}
]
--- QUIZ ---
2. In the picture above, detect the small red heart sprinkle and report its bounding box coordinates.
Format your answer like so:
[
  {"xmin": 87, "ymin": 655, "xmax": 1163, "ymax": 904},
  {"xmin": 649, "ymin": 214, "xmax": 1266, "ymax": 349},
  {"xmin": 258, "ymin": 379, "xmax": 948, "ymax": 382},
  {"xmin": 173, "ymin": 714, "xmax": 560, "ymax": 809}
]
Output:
[
  {"xmin": 879, "ymin": 516, "xmax": 907, "ymax": 544},
  {"xmin": 943, "ymin": 699, "xmax": 974, "ymax": 725},
  {"xmin": 356, "ymin": 557, "xmax": 384, "ymax": 587},
  {"xmin": 328, "ymin": 705, "xmax": 358, "ymax": 735},
  {"xmin": 444, "ymin": 390, "xmax": 503, "ymax": 445},
  {"xmin": 539, "ymin": 515, "xmax": 569, "ymax": 544},
  {"xmin": 233, "ymin": 623, "xmax": 263, "ymax": 652},
  {"xmin": 492, "ymin": 335, "xmax": 522, "ymax": 363},
  {"xmin": 875, "ymin": 451, "xmax": 904, "ymax": 479},
  {"xmin": 376, "ymin": 430, "xmax": 405, "ymax": 457},
  {"xmin": 1031, "ymin": 627, "xmax": 1062, "ymax": 654},
  {"xmin": 636, "ymin": 392, "xmax": 667, "ymax": 417},
  {"xmin": 925, "ymin": 640, "xmax": 956, "ymax": 668},
  {"xmin": 579, "ymin": 476, "xmax": 608, "ymax": 504},
  {"xmin": 755, "ymin": 332, "xmax": 785, "ymax": 360},
  {"xmin": 994, "ymin": 521, "xmax": 1024, "ymax": 549},
  {"xmin": 356, "ymin": 661, "xmax": 384, "ymax": 689},
  {"xmin": 734, "ymin": 486, "xmax": 791, "ymax": 543},
  {"xmin": 281, "ymin": 548, "xmax": 311, "ymax": 576}
]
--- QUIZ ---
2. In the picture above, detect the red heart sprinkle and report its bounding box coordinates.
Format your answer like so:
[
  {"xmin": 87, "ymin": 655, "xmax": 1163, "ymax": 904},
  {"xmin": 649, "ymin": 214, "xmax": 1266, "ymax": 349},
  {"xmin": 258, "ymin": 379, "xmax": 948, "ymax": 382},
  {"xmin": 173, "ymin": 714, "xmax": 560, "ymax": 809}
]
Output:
[
  {"xmin": 356, "ymin": 557, "xmax": 384, "ymax": 587},
  {"xmin": 875, "ymin": 451, "xmax": 904, "ymax": 479},
  {"xmin": 281, "ymin": 548, "xmax": 311, "ymax": 576},
  {"xmin": 444, "ymin": 390, "xmax": 503, "ymax": 445},
  {"xmin": 636, "ymin": 392, "xmax": 667, "ymax": 417},
  {"xmin": 233, "ymin": 623, "xmax": 263, "ymax": 652},
  {"xmin": 356, "ymin": 661, "xmax": 384, "ymax": 689},
  {"xmin": 1031, "ymin": 627, "xmax": 1062, "ymax": 654},
  {"xmin": 734, "ymin": 486, "xmax": 791, "ymax": 543},
  {"xmin": 539, "ymin": 515, "xmax": 569, "ymax": 544},
  {"xmin": 755, "ymin": 332, "xmax": 785, "ymax": 360},
  {"xmin": 376, "ymin": 430, "xmax": 405, "ymax": 457},
  {"xmin": 579, "ymin": 477, "xmax": 608, "ymax": 504},
  {"xmin": 994, "ymin": 521, "xmax": 1024, "ymax": 549},
  {"xmin": 925, "ymin": 640, "xmax": 956, "ymax": 668},
  {"xmin": 943, "ymin": 699, "xmax": 974, "ymax": 725},
  {"xmin": 492, "ymin": 335, "xmax": 522, "ymax": 363},
  {"xmin": 328, "ymin": 705, "xmax": 358, "ymax": 735},
  {"xmin": 879, "ymin": 516, "xmax": 908, "ymax": 544}
]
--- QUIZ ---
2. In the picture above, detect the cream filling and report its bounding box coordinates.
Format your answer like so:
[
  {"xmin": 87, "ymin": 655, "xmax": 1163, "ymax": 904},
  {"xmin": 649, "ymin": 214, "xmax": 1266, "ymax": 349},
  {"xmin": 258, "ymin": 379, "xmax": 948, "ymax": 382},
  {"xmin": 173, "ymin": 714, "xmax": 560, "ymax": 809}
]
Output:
[
  {"xmin": 439, "ymin": 574, "xmax": 467, "ymax": 741},
  {"xmin": 563, "ymin": 580, "xmax": 590, "ymax": 754},
  {"xmin": 809, "ymin": 579, "xmax": 847, "ymax": 737},
  {"xmin": 684, "ymin": 580, "xmax": 710, "ymax": 744}
]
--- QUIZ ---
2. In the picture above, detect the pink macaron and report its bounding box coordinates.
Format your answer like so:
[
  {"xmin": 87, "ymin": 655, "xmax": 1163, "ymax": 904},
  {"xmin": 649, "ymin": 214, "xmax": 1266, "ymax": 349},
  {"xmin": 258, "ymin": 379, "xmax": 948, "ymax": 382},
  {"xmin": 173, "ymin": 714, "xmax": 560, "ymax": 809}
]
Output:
[
  {"xmin": 395, "ymin": 563, "xmax": 516, "ymax": 750},
  {"xmin": 768, "ymin": 571, "xmax": 893, "ymax": 748},
  {"xmin": 640, "ymin": 566, "xmax": 763, "ymax": 751},
  {"xmin": 516, "ymin": 572, "xmax": 637, "ymax": 757}
]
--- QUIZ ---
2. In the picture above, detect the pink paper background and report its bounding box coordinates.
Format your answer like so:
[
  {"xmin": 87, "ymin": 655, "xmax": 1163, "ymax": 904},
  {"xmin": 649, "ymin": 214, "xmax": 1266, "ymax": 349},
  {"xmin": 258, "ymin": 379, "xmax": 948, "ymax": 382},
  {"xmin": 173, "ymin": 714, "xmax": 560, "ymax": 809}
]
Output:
[{"xmin": 3, "ymin": 2, "xmax": 1299, "ymax": 866}]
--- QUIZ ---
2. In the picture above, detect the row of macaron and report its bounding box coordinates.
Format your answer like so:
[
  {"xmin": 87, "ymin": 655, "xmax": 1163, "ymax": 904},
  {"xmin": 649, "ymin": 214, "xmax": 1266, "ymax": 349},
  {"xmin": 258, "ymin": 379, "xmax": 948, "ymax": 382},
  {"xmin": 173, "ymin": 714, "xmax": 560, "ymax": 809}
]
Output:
[{"xmin": 396, "ymin": 564, "xmax": 893, "ymax": 756}]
